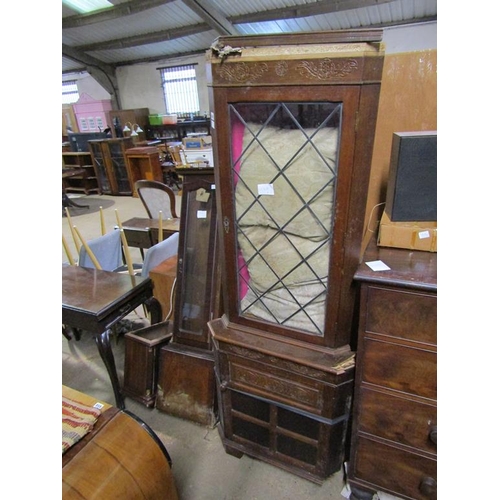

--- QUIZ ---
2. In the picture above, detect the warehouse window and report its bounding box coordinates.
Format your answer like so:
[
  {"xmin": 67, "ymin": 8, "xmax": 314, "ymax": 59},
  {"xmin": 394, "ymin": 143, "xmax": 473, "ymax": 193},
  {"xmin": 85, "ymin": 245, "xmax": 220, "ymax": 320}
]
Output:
[
  {"xmin": 159, "ymin": 64, "xmax": 200, "ymax": 115},
  {"xmin": 62, "ymin": 80, "xmax": 79, "ymax": 104}
]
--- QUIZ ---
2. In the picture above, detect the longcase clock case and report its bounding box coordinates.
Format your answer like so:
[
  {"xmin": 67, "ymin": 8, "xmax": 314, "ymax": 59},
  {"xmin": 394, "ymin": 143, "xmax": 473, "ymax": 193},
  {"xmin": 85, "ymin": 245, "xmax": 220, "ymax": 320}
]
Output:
[
  {"xmin": 206, "ymin": 30, "xmax": 385, "ymax": 483},
  {"xmin": 155, "ymin": 168, "xmax": 221, "ymax": 426}
]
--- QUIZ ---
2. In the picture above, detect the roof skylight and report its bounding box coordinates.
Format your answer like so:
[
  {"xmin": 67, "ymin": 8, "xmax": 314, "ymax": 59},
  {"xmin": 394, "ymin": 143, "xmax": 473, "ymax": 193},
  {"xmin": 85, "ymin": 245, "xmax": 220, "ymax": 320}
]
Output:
[{"xmin": 63, "ymin": 0, "xmax": 113, "ymax": 14}]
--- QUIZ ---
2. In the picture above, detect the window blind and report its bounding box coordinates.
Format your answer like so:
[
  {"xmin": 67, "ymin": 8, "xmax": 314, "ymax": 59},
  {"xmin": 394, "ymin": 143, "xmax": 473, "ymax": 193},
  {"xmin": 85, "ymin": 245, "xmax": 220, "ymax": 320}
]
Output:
[
  {"xmin": 62, "ymin": 80, "xmax": 79, "ymax": 104},
  {"xmin": 159, "ymin": 64, "xmax": 200, "ymax": 114}
]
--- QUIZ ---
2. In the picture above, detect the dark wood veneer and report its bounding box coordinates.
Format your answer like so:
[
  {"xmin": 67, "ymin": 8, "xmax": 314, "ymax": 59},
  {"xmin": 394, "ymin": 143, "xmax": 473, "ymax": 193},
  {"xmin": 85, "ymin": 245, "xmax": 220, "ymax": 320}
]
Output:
[
  {"xmin": 348, "ymin": 238, "xmax": 437, "ymax": 499},
  {"xmin": 207, "ymin": 30, "xmax": 385, "ymax": 482}
]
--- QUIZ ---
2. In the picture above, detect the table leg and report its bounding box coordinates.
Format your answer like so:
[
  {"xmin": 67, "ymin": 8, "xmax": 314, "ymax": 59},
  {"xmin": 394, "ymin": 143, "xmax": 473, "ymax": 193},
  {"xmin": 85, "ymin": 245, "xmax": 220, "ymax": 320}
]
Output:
[
  {"xmin": 145, "ymin": 296, "xmax": 162, "ymax": 324},
  {"xmin": 94, "ymin": 329, "xmax": 125, "ymax": 410}
]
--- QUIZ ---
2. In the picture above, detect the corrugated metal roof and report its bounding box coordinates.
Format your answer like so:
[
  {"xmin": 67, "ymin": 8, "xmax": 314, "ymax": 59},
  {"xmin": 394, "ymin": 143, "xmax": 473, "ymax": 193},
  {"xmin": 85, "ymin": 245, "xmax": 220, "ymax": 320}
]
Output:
[{"xmin": 62, "ymin": 0, "xmax": 437, "ymax": 73}]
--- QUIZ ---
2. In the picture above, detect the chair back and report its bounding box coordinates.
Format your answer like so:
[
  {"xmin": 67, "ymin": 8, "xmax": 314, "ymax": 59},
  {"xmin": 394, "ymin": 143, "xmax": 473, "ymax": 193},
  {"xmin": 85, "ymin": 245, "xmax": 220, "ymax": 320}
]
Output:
[
  {"xmin": 78, "ymin": 229, "xmax": 123, "ymax": 271},
  {"xmin": 135, "ymin": 180, "xmax": 178, "ymax": 220},
  {"xmin": 141, "ymin": 232, "xmax": 179, "ymax": 278}
]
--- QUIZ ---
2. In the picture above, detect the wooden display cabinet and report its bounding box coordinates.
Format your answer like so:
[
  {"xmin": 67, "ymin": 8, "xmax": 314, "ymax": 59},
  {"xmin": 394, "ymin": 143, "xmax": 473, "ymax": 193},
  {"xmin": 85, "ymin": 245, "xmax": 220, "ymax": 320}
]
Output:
[
  {"xmin": 156, "ymin": 168, "xmax": 221, "ymax": 426},
  {"xmin": 88, "ymin": 138, "xmax": 134, "ymax": 195},
  {"xmin": 62, "ymin": 151, "xmax": 100, "ymax": 195},
  {"xmin": 348, "ymin": 238, "xmax": 437, "ymax": 500},
  {"xmin": 206, "ymin": 30, "xmax": 385, "ymax": 482},
  {"xmin": 125, "ymin": 146, "xmax": 163, "ymax": 197}
]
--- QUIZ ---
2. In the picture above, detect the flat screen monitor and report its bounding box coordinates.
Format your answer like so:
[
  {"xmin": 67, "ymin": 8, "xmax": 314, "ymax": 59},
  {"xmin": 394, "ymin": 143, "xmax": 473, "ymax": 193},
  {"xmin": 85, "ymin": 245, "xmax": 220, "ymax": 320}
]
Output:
[{"xmin": 68, "ymin": 132, "xmax": 107, "ymax": 152}]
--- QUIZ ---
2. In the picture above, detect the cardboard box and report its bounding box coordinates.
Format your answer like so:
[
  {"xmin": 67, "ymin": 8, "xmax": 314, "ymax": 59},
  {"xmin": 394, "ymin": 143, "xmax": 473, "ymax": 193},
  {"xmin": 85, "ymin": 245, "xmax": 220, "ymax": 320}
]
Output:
[
  {"xmin": 182, "ymin": 135, "xmax": 212, "ymax": 149},
  {"xmin": 378, "ymin": 211, "xmax": 437, "ymax": 252}
]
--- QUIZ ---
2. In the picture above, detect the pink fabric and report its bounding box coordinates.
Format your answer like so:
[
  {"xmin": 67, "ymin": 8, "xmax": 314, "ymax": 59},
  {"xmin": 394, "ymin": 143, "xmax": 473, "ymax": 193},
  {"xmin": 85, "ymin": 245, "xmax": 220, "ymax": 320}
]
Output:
[
  {"xmin": 231, "ymin": 119, "xmax": 245, "ymax": 184},
  {"xmin": 231, "ymin": 118, "xmax": 249, "ymax": 299}
]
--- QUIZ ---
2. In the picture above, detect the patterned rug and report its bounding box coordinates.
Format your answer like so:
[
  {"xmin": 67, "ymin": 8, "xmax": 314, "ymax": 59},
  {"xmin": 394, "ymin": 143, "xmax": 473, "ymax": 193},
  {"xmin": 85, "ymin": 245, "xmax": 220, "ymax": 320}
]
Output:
[{"xmin": 62, "ymin": 396, "xmax": 102, "ymax": 454}]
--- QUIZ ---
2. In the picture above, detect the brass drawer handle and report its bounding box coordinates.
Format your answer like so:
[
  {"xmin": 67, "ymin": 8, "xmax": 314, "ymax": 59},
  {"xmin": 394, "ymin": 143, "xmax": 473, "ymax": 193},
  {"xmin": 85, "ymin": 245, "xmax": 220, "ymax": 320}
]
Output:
[
  {"xmin": 429, "ymin": 425, "xmax": 437, "ymax": 445},
  {"xmin": 419, "ymin": 476, "xmax": 437, "ymax": 497}
]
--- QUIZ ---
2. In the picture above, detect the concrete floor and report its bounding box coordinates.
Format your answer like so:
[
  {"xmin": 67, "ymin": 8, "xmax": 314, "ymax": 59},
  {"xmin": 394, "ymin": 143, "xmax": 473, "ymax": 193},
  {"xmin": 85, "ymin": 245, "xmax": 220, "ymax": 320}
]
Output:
[{"xmin": 62, "ymin": 192, "xmax": 353, "ymax": 500}]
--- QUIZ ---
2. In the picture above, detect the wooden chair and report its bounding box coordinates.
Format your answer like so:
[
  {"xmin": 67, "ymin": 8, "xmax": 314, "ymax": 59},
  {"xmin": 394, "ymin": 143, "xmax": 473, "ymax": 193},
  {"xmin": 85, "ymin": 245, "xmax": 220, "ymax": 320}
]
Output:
[{"xmin": 135, "ymin": 180, "xmax": 179, "ymax": 220}]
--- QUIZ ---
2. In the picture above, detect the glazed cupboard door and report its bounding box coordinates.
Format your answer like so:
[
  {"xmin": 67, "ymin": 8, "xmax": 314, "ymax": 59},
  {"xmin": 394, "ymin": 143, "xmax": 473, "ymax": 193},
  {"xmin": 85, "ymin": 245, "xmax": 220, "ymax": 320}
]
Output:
[
  {"xmin": 212, "ymin": 86, "xmax": 364, "ymax": 348},
  {"xmin": 88, "ymin": 138, "xmax": 134, "ymax": 195}
]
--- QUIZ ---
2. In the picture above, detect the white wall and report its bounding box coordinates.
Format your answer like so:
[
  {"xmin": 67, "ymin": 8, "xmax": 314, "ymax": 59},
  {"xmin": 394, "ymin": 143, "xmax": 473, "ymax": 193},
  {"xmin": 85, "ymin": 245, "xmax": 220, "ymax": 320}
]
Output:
[
  {"xmin": 383, "ymin": 21, "xmax": 437, "ymax": 53},
  {"xmin": 64, "ymin": 72, "xmax": 111, "ymax": 101},
  {"xmin": 115, "ymin": 53, "xmax": 210, "ymax": 115}
]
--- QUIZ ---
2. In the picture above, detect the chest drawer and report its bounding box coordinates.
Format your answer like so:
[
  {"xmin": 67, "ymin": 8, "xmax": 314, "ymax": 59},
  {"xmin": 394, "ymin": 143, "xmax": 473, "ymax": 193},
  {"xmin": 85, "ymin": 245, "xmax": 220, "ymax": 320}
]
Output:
[
  {"xmin": 353, "ymin": 436, "xmax": 437, "ymax": 500},
  {"xmin": 357, "ymin": 387, "xmax": 437, "ymax": 454},
  {"xmin": 361, "ymin": 337, "xmax": 436, "ymax": 400},
  {"xmin": 365, "ymin": 286, "xmax": 436, "ymax": 345}
]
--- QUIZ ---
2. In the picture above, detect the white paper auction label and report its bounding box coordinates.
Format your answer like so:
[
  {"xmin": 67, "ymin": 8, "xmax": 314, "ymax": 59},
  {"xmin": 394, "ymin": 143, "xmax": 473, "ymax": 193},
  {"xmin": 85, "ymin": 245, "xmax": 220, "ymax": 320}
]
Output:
[{"xmin": 258, "ymin": 184, "xmax": 274, "ymax": 196}]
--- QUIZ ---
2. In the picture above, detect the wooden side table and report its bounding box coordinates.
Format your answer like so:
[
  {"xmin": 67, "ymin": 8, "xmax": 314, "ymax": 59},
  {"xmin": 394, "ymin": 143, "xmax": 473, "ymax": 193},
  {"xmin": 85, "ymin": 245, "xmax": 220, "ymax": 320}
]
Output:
[
  {"xmin": 125, "ymin": 146, "xmax": 163, "ymax": 197},
  {"xmin": 62, "ymin": 266, "xmax": 162, "ymax": 409}
]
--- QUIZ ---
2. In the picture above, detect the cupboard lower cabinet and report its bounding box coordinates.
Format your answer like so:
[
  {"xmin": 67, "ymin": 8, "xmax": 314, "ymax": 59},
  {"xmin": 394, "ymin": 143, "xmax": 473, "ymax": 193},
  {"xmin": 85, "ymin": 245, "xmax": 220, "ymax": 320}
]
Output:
[
  {"xmin": 348, "ymin": 238, "xmax": 437, "ymax": 500},
  {"xmin": 209, "ymin": 318, "xmax": 356, "ymax": 484}
]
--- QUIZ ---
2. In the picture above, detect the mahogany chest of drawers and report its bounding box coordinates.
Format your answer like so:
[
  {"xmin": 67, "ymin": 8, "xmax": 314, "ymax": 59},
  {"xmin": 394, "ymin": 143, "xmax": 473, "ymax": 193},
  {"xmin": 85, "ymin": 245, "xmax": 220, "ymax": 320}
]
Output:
[{"xmin": 348, "ymin": 239, "xmax": 437, "ymax": 500}]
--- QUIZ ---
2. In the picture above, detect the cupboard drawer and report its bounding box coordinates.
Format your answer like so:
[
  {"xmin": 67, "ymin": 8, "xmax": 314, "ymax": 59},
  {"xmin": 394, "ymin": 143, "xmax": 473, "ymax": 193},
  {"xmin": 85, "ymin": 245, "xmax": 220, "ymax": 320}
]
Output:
[
  {"xmin": 223, "ymin": 353, "xmax": 353, "ymax": 419},
  {"xmin": 362, "ymin": 338, "xmax": 436, "ymax": 400},
  {"xmin": 357, "ymin": 387, "xmax": 437, "ymax": 454},
  {"xmin": 353, "ymin": 436, "xmax": 436, "ymax": 499},
  {"xmin": 365, "ymin": 286, "xmax": 436, "ymax": 345},
  {"xmin": 122, "ymin": 227, "xmax": 153, "ymax": 249}
]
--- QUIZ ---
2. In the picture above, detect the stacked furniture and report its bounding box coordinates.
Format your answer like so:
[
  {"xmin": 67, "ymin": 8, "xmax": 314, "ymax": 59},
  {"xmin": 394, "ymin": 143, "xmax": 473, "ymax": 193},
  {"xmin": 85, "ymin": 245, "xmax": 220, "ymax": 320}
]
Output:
[{"xmin": 206, "ymin": 30, "xmax": 385, "ymax": 483}]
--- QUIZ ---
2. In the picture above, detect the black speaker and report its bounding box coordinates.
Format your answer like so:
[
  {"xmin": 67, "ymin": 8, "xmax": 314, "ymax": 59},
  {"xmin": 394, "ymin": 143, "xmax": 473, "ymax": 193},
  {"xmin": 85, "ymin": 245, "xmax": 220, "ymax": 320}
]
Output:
[{"xmin": 385, "ymin": 131, "xmax": 437, "ymax": 221}]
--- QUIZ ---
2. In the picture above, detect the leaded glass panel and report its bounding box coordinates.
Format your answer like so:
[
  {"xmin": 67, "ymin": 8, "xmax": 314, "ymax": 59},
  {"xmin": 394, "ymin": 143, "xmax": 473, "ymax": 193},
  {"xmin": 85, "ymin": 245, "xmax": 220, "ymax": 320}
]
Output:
[{"xmin": 229, "ymin": 102, "xmax": 341, "ymax": 336}]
